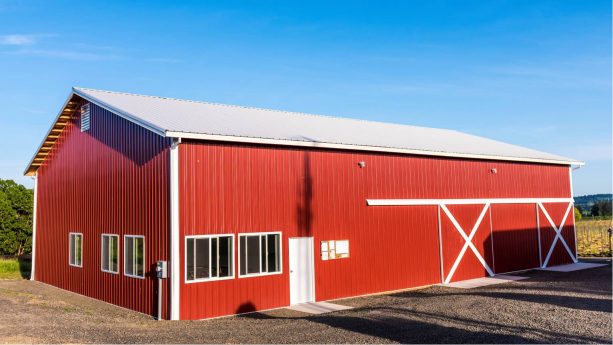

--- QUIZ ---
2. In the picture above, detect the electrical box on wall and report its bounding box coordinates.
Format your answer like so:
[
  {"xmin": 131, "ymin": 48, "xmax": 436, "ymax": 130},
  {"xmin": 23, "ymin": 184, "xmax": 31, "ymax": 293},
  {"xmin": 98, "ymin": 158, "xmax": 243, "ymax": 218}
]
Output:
[{"xmin": 321, "ymin": 240, "xmax": 349, "ymax": 260}]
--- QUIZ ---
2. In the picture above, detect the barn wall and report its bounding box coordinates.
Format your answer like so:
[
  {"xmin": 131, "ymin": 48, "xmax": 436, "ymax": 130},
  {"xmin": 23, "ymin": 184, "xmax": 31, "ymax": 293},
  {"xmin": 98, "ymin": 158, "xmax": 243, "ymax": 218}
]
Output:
[
  {"xmin": 178, "ymin": 141, "xmax": 572, "ymax": 320},
  {"xmin": 35, "ymin": 102, "xmax": 172, "ymax": 318},
  {"xmin": 490, "ymin": 204, "xmax": 541, "ymax": 273}
]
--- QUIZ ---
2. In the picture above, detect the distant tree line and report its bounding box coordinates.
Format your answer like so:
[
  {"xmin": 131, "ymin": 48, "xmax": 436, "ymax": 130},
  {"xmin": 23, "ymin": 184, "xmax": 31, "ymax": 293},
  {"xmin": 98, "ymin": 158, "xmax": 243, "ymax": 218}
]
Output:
[
  {"xmin": 0, "ymin": 179, "xmax": 33, "ymax": 256},
  {"xmin": 576, "ymin": 201, "xmax": 612, "ymax": 218}
]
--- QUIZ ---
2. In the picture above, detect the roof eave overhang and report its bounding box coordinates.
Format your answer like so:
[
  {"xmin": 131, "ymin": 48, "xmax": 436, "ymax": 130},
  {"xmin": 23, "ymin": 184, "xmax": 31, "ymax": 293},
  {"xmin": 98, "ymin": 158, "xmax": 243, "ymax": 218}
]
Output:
[
  {"xmin": 165, "ymin": 130, "xmax": 584, "ymax": 167},
  {"xmin": 24, "ymin": 87, "xmax": 584, "ymax": 177},
  {"xmin": 24, "ymin": 88, "xmax": 167, "ymax": 176},
  {"xmin": 23, "ymin": 90, "xmax": 80, "ymax": 176}
]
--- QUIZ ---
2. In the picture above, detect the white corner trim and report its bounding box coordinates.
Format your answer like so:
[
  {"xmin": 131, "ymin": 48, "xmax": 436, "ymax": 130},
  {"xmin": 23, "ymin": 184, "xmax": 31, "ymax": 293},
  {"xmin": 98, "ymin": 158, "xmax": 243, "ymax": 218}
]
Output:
[
  {"xmin": 170, "ymin": 139, "xmax": 180, "ymax": 320},
  {"xmin": 366, "ymin": 197, "xmax": 573, "ymax": 206},
  {"xmin": 30, "ymin": 174, "xmax": 38, "ymax": 281}
]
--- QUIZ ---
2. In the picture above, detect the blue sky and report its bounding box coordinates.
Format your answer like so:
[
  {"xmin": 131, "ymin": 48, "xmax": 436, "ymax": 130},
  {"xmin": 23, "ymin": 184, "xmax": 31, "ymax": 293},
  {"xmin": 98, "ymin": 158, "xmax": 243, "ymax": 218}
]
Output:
[{"xmin": 0, "ymin": 0, "xmax": 610, "ymax": 195}]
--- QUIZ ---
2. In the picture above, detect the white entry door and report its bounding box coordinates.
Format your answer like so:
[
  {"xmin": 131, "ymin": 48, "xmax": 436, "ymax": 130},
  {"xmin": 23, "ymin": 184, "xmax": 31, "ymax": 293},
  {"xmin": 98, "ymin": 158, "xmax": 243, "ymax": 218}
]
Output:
[{"xmin": 289, "ymin": 237, "xmax": 315, "ymax": 305}]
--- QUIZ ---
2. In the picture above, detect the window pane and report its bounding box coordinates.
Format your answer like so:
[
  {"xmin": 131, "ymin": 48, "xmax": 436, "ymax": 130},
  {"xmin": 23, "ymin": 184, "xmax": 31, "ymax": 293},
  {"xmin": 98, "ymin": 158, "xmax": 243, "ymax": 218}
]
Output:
[
  {"xmin": 102, "ymin": 236, "xmax": 109, "ymax": 271},
  {"xmin": 219, "ymin": 236, "xmax": 232, "ymax": 277},
  {"xmin": 246, "ymin": 236, "xmax": 260, "ymax": 274},
  {"xmin": 135, "ymin": 237, "xmax": 144, "ymax": 277},
  {"xmin": 69, "ymin": 235, "xmax": 75, "ymax": 265},
  {"xmin": 239, "ymin": 236, "xmax": 246, "ymax": 276},
  {"xmin": 267, "ymin": 234, "xmax": 280, "ymax": 273},
  {"xmin": 110, "ymin": 236, "xmax": 118, "ymax": 272},
  {"xmin": 75, "ymin": 235, "xmax": 82, "ymax": 266},
  {"xmin": 261, "ymin": 236, "xmax": 267, "ymax": 272},
  {"xmin": 195, "ymin": 238, "xmax": 209, "ymax": 279},
  {"xmin": 125, "ymin": 237, "xmax": 134, "ymax": 276},
  {"xmin": 186, "ymin": 238, "xmax": 195, "ymax": 281},
  {"xmin": 211, "ymin": 237, "xmax": 218, "ymax": 277}
]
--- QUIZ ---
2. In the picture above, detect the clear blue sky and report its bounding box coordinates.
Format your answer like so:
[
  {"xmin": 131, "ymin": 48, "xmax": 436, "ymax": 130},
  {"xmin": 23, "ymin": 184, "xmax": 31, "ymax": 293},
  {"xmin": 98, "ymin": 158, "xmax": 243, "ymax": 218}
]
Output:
[{"xmin": 0, "ymin": 0, "xmax": 610, "ymax": 195}]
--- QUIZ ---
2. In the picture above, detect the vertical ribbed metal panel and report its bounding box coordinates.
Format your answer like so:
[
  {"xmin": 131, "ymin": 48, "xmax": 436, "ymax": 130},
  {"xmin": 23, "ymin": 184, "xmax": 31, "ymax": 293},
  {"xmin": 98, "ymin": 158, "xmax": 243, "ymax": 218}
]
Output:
[
  {"xmin": 491, "ymin": 204, "xmax": 540, "ymax": 273},
  {"xmin": 35, "ymin": 102, "xmax": 172, "ymax": 318},
  {"xmin": 178, "ymin": 142, "xmax": 571, "ymax": 319}
]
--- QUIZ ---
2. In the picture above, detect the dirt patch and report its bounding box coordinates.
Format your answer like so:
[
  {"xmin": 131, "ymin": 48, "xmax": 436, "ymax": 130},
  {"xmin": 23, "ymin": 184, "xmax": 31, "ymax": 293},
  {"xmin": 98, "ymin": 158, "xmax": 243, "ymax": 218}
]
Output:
[{"xmin": 0, "ymin": 260, "xmax": 611, "ymax": 343}]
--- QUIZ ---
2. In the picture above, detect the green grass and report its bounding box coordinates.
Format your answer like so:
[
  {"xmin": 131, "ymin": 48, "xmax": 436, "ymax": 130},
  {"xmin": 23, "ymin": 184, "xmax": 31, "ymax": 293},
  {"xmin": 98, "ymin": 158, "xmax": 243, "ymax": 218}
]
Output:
[{"xmin": 0, "ymin": 258, "xmax": 30, "ymax": 280}]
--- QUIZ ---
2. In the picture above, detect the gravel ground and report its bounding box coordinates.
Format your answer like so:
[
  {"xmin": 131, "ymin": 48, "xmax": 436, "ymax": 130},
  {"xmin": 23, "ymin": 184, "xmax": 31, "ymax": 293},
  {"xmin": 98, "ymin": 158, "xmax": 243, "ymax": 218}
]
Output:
[{"xmin": 0, "ymin": 259, "xmax": 610, "ymax": 344}]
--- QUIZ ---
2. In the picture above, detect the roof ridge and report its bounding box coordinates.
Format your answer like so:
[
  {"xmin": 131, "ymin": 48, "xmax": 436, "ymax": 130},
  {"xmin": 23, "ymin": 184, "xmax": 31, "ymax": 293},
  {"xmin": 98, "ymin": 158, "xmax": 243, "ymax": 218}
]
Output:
[{"xmin": 73, "ymin": 87, "xmax": 454, "ymax": 132}]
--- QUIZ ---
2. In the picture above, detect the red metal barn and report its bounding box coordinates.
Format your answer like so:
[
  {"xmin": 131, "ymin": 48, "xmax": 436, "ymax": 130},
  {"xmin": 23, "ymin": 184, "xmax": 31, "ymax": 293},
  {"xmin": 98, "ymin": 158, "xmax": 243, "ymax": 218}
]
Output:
[{"xmin": 25, "ymin": 88, "xmax": 582, "ymax": 320}]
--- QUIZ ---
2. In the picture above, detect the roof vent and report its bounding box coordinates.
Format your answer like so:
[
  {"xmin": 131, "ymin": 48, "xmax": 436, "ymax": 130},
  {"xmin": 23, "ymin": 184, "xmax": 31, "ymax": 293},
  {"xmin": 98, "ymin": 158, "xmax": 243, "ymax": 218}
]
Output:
[{"xmin": 81, "ymin": 103, "xmax": 90, "ymax": 132}]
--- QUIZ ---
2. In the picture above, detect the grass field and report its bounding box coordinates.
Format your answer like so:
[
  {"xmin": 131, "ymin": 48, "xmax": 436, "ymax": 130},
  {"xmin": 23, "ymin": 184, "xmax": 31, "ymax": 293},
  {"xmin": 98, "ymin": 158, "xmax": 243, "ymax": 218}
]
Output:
[
  {"xmin": 0, "ymin": 258, "xmax": 30, "ymax": 280},
  {"xmin": 576, "ymin": 219, "xmax": 612, "ymax": 257}
]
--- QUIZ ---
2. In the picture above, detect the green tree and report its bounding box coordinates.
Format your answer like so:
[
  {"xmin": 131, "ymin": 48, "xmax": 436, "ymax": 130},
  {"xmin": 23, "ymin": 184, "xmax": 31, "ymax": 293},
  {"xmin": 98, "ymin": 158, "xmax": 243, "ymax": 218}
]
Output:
[
  {"xmin": 574, "ymin": 207, "xmax": 582, "ymax": 221},
  {"xmin": 597, "ymin": 200, "xmax": 612, "ymax": 216},
  {"xmin": 0, "ymin": 179, "xmax": 33, "ymax": 255},
  {"xmin": 591, "ymin": 203, "xmax": 600, "ymax": 217}
]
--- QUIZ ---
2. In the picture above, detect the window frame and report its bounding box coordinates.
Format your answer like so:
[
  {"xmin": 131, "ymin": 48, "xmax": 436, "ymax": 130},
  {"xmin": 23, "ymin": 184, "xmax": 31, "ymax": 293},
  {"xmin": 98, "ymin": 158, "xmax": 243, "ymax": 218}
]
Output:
[
  {"xmin": 68, "ymin": 232, "xmax": 83, "ymax": 268},
  {"xmin": 184, "ymin": 234, "xmax": 235, "ymax": 284},
  {"xmin": 101, "ymin": 234, "xmax": 119, "ymax": 274},
  {"xmin": 123, "ymin": 234, "xmax": 145, "ymax": 279},
  {"xmin": 238, "ymin": 231, "xmax": 283, "ymax": 278}
]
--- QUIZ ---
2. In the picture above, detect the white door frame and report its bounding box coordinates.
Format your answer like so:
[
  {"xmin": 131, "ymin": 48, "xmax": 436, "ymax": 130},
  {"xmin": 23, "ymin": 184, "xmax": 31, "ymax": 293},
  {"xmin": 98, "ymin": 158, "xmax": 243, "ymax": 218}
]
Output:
[{"xmin": 289, "ymin": 237, "xmax": 315, "ymax": 305}]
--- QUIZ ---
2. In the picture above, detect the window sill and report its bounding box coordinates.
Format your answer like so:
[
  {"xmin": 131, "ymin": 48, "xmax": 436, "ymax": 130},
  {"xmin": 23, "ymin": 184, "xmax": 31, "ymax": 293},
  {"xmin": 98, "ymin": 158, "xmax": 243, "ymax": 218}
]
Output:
[
  {"xmin": 124, "ymin": 273, "xmax": 145, "ymax": 279},
  {"xmin": 238, "ymin": 271, "xmax": 283, "ymax": 279},
  {"xmin": 185, "ymin": 275, "xmax": 235, "ymax": 284}
]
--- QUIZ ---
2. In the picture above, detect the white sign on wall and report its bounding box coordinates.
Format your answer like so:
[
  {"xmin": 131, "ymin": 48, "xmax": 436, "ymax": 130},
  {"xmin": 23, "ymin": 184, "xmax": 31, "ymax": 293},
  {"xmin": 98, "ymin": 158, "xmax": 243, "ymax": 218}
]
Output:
[{"xmin": 321, "ymin": 240, "xmax": 349, "ymax": 260}]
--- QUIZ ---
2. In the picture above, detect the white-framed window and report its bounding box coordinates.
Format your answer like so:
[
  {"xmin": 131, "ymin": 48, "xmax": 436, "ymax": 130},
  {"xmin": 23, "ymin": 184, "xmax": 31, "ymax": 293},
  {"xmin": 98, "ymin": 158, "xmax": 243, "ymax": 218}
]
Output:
[
  {"xmin": 69, "ymin": 233, "xmax": 83, "ymax": 267},
  {"xmin": 101, "ymin": 234, "xmax": 119, "ymax": 274},
  {"xmin": 124, "ymin": 235, "xmax": 145, "ymax": 278},
  {"xmin": 238, "ymin": 232, "xmax": 282, "ymax": 277},
  {"xmin": 185, "ymin": 234, "xmax": 234, "ymax": 283}
]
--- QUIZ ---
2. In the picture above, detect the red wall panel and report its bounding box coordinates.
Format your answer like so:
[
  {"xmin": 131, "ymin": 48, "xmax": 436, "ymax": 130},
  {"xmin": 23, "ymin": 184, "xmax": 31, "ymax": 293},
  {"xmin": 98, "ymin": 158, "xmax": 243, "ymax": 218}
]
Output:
[
  {"xmin": 491, "ymin": 204, "xmax": 541, "ymax": 273},
  {"xmin": 538, "ymin": 202, "xmax": 576, "ymax": 267},
  {"xmin": 178, "ymin": 142, "xmax": 572, "ymax": 319},
  {"xmin": 35, "ymin": 102, "xmax": 172, "ymax": 318}
]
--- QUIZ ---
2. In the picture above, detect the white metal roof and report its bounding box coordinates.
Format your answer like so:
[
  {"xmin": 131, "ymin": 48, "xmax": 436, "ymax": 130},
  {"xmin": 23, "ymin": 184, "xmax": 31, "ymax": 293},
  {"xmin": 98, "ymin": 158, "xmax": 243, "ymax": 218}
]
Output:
[{"xmin": 24, "ymin": 87, "xmax": 582, "ymax": 175}]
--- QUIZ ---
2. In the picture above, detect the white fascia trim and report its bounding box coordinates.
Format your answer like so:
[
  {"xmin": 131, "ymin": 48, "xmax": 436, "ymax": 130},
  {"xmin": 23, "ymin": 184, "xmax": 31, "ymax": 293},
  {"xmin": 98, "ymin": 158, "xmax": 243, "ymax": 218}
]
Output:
[
  {"xmin": 367, "ymin": 197, "xmax": 573, "ymax": 206},
  {"xmin": 73, "ymin": 88, "xmax": 166, "ymax": 136},
  {"xmin": 166, "ymin": 131, "xmax": 584, "ymax": 166},
  {"xmin": 169, "ymin": 139, "xmax": 180, "ymax": 320},
  {"xmin": 30, "ymin": 174, "xmax": 38, "ymax": 281}
]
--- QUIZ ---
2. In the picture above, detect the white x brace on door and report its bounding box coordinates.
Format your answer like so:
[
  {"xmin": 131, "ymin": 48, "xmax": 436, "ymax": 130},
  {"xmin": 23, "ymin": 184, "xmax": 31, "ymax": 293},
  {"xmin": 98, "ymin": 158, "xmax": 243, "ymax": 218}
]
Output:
[
  {"xmin": 539, "ymin": 202, "xmax": 577, "ymax": 268},
  {"xmin": 440, "ymin": 203, "xmax": 495, "ymax": 284}
]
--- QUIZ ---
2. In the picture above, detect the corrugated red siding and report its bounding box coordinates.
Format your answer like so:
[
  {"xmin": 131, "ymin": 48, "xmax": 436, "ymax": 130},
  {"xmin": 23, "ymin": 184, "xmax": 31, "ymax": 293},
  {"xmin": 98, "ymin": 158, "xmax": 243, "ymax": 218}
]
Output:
[
  {"xmin": 491, "ymin": 204, "xmax": 541, "ymax": 273},
  {"xmin": 35, "ymin": 102, "xmax": 172, "ymax": 318},
  {"xmin": 178, "ymin": 141, "xmax": 572, "ymax": 320},
  {"xmin": 538, "ymin": 202, "xmax": 576, "ymax": 267}
]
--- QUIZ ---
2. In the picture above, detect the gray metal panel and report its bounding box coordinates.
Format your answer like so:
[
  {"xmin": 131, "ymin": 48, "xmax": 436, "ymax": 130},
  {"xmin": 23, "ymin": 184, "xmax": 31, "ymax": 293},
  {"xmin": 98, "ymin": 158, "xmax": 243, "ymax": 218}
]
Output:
[{"xmin": 73, "ymin": 87, "xmax": 578, "ymax": 164}]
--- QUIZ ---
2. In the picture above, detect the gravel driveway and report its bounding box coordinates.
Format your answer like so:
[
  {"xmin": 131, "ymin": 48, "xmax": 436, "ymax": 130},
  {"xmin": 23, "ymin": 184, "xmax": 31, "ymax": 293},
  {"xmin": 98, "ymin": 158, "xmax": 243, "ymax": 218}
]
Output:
[{"xmin": 0, "ymin": 260, "xmax": 610, "ymax": 344}]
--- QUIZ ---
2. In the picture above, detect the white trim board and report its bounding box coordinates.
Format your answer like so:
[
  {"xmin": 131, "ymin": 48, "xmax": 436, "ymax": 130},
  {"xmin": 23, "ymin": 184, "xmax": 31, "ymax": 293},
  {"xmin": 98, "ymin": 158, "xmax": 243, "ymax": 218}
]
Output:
[
  {"xmin": 30, "ymin": 174, "xmax": 38, "ymax": 281},
  {"xmin": 169, "ymin": 140, "xmax": 180, "ymax": 320},
  {"xmin": 367, "ymin": 198, "xmax": 573, "ymax": 206}
]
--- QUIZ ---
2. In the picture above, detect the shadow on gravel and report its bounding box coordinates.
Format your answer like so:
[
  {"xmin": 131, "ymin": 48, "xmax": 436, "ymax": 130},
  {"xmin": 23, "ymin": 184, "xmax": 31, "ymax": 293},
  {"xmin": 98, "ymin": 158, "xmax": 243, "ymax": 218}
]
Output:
[
  {"xmin": 308, "ymin": 312, "xmax": 533, "ymax": 344},
  {"xmin": 307, "ymin": 306, "xmax": 606, "ymax": 344}
]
